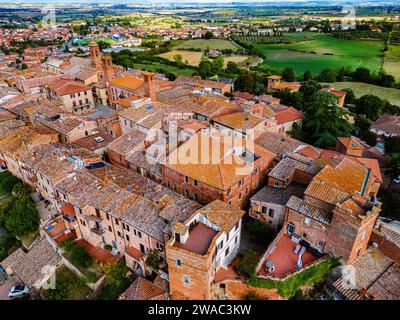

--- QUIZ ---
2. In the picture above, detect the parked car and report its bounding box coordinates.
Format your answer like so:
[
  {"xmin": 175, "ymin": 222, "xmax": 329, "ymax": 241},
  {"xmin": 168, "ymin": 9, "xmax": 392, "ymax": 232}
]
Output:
[
  {"xmin": 394, "ymin": 176, "xmax": 400, "ymax": 184},
  {"xmin": 8, "ymin": 285, "xmax": 29, "ymax": 298}
]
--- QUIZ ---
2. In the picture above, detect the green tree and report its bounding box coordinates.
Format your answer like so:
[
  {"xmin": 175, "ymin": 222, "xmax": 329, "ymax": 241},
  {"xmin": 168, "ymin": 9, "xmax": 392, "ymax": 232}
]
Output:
[
  {"xmin": 303, "ymin": 70, "xmax": 312, "ymax": 81},
  {"xmin": 145, "ymin": 249, "xmax": 162, "ymax": 271},
  {"xmin": 356, "ymin": 95, "xmax": 385, "ymax": 121},
  {"xmin": 316, "ymin": 68, "xmax": 337, "ymax": 83},
  {"xmin": 212, "ymin": 55, "xmax": 224, "ymax": 74},
  {"xmin": 226, "ymin": 61, "xmax": 240, "ymax": 75},
  {"xmin": 173, "ymin": 53, "xmax": 183, "ymax": 66},
  {"xmin": 4, "ymin": 197, "xmax": 39, "ymax": 237},
  {"xmin": 204, "ymin": 31, "xmax": 214, "ymax": 39},
  {"xmin": 302, "ymin": 92, "xmax": 354, "ymax": 147},
  {"xmin": 0, "ymin": 172, "xmax": 20, "ymax": 195},
  {"xmin": 282, "ymin": 67, "xmax": 295, "ymax": 82},
  {"xmin": 198, "ymin": 59, "xmax": 213, "ymax": 79},
  {"xmin": 12, "ymin": 183, "xmax": 30, "ymax": 199},
  {"xmin": 299, "ymin": 80, "xmax": 321, "ymax": 103},
  {"xmin": 342, "ymin": 88, "xmax": 356, "ymax": 105},
  {"xmin": 353, "ymin": 67, "xmax": 372, "ymax": 83},
  {"xmin": 236, "ymin": 250, "xmax": 260, "ymax": 277}
]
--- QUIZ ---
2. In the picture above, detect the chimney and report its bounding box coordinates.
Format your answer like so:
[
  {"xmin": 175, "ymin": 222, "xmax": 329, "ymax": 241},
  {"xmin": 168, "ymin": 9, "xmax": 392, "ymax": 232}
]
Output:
[{"xmin": 360, "ymin": 168, "xmax": 371, "ymax": 197}]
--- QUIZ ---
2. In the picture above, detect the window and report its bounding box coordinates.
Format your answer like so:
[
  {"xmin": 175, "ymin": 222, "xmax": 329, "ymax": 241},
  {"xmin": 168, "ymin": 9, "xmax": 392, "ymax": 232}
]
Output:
[
  {"xmin": 262, "ymin": 206, "xmax": 267, "ymax": 214},
  {"xmin": 193, "ymin": 180, "xmax": 197, "ymax": 186},
  {"xmin": 176, "ymin": 259, "xmax": 181, "ymax": 267},
  {"xmin": 305, "ymin": 217, "xmax": 311, "ymax": 225},
  {"xmin": 125, "ymin": 224, "xmax": 130, "ymax": 232},
  {"xmin": 225, "ymin": 247, "xmax": 230, "ymax": 257},
  {"xmin": 255, "ymin": 167, "xmax": 260, "ymax": 174},
  {"xmin": 273, "ymin": 181, "xmax": 279, "ymax": 187},
  {"xmin": 95, "ymin": 208, "xmax": 100, "ymax": 218},
  {"xmin": 80, "ymin": 219, "xmax": 86, "ymax": 226},
  {"xmin": 269, "ymin": 209, "xmax": 275, "ymax": 218},
  {"xmin": 238, "ymin": 178, "xmax": 244, "ymax": 187},
  {"xmin": 218, "ymin": 240, "xmax": 224, "ymax": 250},
  {"xmin": 115, "ymin": 218, "xmax": 119, "ymax": 225},
  {"xmin": 235, "ymin": 236, "xmax": 238, "ymax": 245},
  {"xmin": 303, "ymin": 233, "xmax": 307, "ymax": 239},
  {"xmin": 137, "ymin": 231, "xmax": 142, "ymax": 238},
  {"xmin": 193, "ymin": 193, "xmax": 197, "ymax": 201},
  {"xmin": 184, "ymin": 176, "xmax": 189, "ymax": 183},
  {"xmin": 238, "ymin": 193, "xmax": 242, "ymax": 200},
  {"xmin": 108, "ymin": 226, "xmax": 112, "ymax": 232},
  {"xmin": 126, "ymin": 234, "xmax": 130, "ymax": 241},
  {"xmin": 117, "ymin": 231, "xmax": 122, "ymax": 238},
  {"xmin": 246, "ymin": 187, "xmax": 249, "ymax": 194},
  {"xmin": 227, "ymin": 188, "xmax": 231, "ymax": 195},
  {"xmin": 106, "ymin": 213, "xmax": 110, "ymax": 220},
  {"xmin": 157, "ymin": 242, "xmax": 164, "ymax": 251},
  {"xmin": 183, "ymin": 275, "xmax": 190, "ymax": 285}
]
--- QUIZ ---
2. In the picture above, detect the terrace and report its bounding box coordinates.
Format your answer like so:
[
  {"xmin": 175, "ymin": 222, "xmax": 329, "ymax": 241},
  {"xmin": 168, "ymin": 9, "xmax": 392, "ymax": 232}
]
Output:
[
  {"xmin": 257, "ymin": 232, "xmax": 319, "ymax": 278},
  {"xmin": 173, "ymin": 222, "xmax": 218, "ymax": 255},
  {"xmin": 75, "ymin": 239, "xmax": 119, "ymax": 264}
]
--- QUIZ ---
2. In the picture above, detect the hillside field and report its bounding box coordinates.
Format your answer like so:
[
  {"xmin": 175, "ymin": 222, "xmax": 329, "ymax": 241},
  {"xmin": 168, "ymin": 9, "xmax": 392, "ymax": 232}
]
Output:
[
  {"xmin": 174, "ymin": 39, "xmax": 241, "ymax": 51},
  {"xmin": 255, "ymin": 34, "xmax": 385, "ymax": 76},
  {"xmin": 330, "ymin": 82, "xmax": 400, "ymax": 106}
]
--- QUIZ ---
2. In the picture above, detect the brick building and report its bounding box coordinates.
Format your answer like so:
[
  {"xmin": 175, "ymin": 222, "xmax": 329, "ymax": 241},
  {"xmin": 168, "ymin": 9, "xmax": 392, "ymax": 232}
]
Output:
[
  {"xmin": 282, "ymin": 158, "xmax": 381, "ymax": 264},
  {"xmin": 162, "ymin": 131, "xmax": 275, "ymax": 208},
  {"xmin": 166, "ymin": 200, "xmax": 244, "ymax": 300}
]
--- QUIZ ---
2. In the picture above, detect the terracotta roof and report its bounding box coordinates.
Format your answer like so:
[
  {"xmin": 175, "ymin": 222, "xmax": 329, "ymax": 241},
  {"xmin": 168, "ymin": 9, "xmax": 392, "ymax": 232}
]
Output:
[
  {"xmin": 192, "ymin": 200, "xmax": 245, "ymax": 233},
  {"xmin": 164, "ymin": 132, "xmax": 275, "ymax": 190},
  {"xmin": 286, "ymin": 195, "xmax": 332, "ymax": 225},
  {"xmin": 212, "ymin": 112, "xmax": 263, "ymax": 131},
  {"xmin": 333, "ymin": 247, "xmax": 397, "ymax": 300},
  {"xmin": 48, "ymin": 79, "xmax": 91, "ymax": 96},
  {"xmin": 119, "ymin": 276, "xmax": 168, "ymax": 300},
  {"xmin": 251, "ymin": 184, "xmax": 307, "ymax": 205},
  {"xmin": 73, "ymin": 133, "xmax": 114, "ymax": 151},
  {"xmin": 110, "ymin": 76, "xmax": 144, "ymax": 91},
  {"xmin": 304, "ymin": 158, "xmax": 375, "ymax": 204},
  {"xmin": 275, "ymin": 107, "xmax": 303, "ymax": 124},
  {"xmin": 337, "ymin": 137, "xmax": 364, "ymax": 149}
]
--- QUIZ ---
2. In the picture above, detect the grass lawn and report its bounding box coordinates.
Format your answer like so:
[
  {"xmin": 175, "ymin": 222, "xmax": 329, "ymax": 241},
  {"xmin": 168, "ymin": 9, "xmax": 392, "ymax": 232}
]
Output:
[
  {"xmin": 256, "ymin": 34, "xmax": 384, "ymax": 76},
  {"xmin": 175, "ymin": 39, "xmax": 241, "ymax": 51},
  {"xmin": 43, "ymin": 266, "xmax": 91, "ymax": 300},
  {"xmin": 330, "ymin": 82, "xmax": 400, "ymax": 106}
]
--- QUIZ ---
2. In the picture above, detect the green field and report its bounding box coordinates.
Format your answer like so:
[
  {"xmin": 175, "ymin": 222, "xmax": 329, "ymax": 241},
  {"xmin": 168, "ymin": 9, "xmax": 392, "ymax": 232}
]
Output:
[
  {"xmin": 383, "ymin": 28, "xmax": 400, "ymax": 81},
  {"xmin": 255, "ymin": 34, "xmax": 385, "ymax": 76},
  {"xmin": 175, "ymin": 39, "xmax": 241, "ymax": 51},
  {"xmin": 131, "ymin": 63, "xmax": 196, "ymax": 77},
  {"xmin": 330, "ymin": 82, "xmax": 400, "ymax": 106}
]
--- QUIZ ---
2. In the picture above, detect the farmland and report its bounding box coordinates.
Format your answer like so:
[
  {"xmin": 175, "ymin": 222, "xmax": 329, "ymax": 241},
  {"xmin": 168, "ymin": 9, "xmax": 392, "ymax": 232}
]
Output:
[
  {"xmin": 253, "ymin": 33, "xmax": 385, "ymax": 76},
  {"xmin": 158, "ymin": 49, "xmax": 251, "ymax": 68},
  {"xmin": 383, "ymin": 27, "xmax": 400, "ymax": 81},
  {"xmin": 330, "ymin": 82, "xmax": 400, "ymax": 106},
  {"xmin": 174, "ymin": 39, "xmax": 241, "ymax": 51}
]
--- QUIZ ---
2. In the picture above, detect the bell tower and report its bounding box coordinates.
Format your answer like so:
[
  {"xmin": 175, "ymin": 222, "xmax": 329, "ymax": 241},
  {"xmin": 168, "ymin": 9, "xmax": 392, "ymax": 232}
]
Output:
[{"xmin": 89, "ymin": 40, "xmax": 101, "ymax": 70}]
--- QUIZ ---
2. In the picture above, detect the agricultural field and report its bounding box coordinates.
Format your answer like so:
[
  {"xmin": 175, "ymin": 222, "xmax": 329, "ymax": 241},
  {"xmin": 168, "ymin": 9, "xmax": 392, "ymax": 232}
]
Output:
[
  {"xmin": 383, "ymin": 27, "xmax": 400, "ymax": 81},
  {"xmin": 233, "ymin": 32, "xmax": 316, "ymax": 45},
  {"xmin": 330, "ymin": 82, "xmax": 400, "ymax": 106},
  {"xmin": 255, "ymin": 33, "xmax": 385, "ymax": 76},
  {"xmin": 130, "ymin": 62, "xmax": 196, "ymax": 77},
  {"xmin": 158, "ymin": 50, "xmax": 203, "ymax": 66},
  {"xmin": 158, "ymin": 50, "xmax": 250, "ymax": 68},
  {"xmin": 174, "ymin": 39, "xmax": 241, "ymax": 51}
]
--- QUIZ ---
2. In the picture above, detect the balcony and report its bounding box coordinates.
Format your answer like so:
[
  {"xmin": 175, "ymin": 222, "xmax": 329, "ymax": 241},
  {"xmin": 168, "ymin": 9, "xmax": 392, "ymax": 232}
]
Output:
[{"xmin": 91, "ymin": 227, "xmax": 105, "ymax": 236}]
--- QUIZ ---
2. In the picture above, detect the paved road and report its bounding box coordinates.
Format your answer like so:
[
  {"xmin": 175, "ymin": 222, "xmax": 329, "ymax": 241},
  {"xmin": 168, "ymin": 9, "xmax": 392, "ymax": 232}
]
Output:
[{"xmin": 0, "ymin": 277, "xmax": 21, "ymax": 300}]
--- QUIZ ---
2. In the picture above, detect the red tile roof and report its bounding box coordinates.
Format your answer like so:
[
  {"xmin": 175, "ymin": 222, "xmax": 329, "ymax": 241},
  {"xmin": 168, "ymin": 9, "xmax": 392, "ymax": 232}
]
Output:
[{"xmin": 275, "ymin": 107, "xmax": 303, "ymax": 124}]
